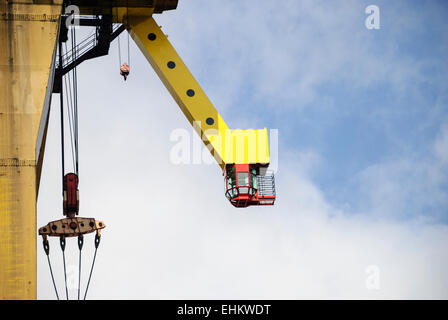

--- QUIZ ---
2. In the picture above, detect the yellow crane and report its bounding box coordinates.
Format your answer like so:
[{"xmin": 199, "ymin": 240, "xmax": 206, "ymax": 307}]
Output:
[{"xmin": 0, "ymin": 0, "xmax": 276, "ymax": 299}]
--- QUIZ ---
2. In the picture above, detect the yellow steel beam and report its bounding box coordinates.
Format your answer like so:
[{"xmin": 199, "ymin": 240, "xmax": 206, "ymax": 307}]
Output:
[
  {"xmin": 128, "ymin": 16, "xmax": 270, "ymax": 169},
  {"xmin": 71, "ymin": 0, "xmax": 178, "ymax": 23},
  {"xmin": 75, "ymin": 0, "xmax": 178, "ymax": 17},
  {"xmin": 0, "ymin": 0, "xmax": 62, "ymax": 300}
]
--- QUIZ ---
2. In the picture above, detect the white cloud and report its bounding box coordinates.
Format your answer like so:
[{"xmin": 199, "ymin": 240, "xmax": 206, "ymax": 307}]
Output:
[
  {"xmin": 340, "ymin": 119, "xmax": 448, "ymax": 222},
  {"xmin": 37, "ymin": 72, "xmax": 448, "ymax": 299}
]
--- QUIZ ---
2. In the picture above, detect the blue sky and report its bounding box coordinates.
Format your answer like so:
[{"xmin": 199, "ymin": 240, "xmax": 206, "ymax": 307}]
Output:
[
  {"xmin": 37, "ymin": 0, "xmax": 448, "ymax": 299},
  {"xmin": 156, "ymin": 0, "xmax": 448, "ymax": 222}
]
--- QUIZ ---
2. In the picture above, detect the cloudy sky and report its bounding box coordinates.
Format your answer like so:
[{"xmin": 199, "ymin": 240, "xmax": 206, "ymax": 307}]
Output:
[{"xmin": 37, "ymin": 0, "xmax": 448, "ymax": 299}]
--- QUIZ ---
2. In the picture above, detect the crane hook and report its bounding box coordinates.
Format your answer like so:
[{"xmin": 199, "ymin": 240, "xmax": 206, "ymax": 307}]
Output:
[{"xmin": 120, "ymin": 62, "xmax": 130, "ymax": 81}]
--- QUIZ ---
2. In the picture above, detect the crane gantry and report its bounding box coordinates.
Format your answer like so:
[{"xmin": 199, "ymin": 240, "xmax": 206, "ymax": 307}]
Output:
[{"xmin": 0, "ymin": 0, "xmax": 276, "ymax": 299}]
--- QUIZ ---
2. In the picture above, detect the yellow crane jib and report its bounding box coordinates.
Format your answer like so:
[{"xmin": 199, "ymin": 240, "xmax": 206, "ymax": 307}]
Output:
[{"xmin": 127, "ymin": 16, "xmax": 276, "ymax": 207}]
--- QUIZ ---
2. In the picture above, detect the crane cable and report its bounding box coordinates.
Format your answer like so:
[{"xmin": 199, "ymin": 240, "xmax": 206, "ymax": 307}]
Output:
[
  {"xmin": 60, "ymin": 23, "xmax": 79, "ymax": 176},
  {"xmin": 71, "ymin": 25, "xmax": 79, "ymax": 175},
  {"xmin": 43, "ymin": 12, "xmax": 102, "ymax": 300},
  {"xmin": 60, "ymin": 236, "xmax": 69, "ymax": 300},
  {"xmin": 117, "ymin": 29, "xmax": 121, "ymax": 67},
  {"xmin": 127, "ymin": 0, "xmax": 130, "ymax": 67},
  {"xmin": 77, "ymin": 235, "xmax": 84, "ymax": 300},
  {"xmin": 60, "ymin": 14, "xmax": 80, "ymax": 181},
  {"xmin": 83, "ymin": 233, "xmax": 101, "ymax": 300},
  {"xmin": 59, "ymin": 24, "xmax": 78, "ymax": 301},
  {"xmin": 56, "ymin": 28, "xmax": 70, "ymax": 301},
  {"xmin": 117, "ymin": 3, "xmax": 131, "ymax": 69},
  {"xmin": 42, "ymin": 237, "xmax": 59, "ymax": 300},
  {"xmin": 63, "ymin": 42, "xmax": 76, "ymax": 172},
  {"xmin": 42, "ymin": 234, "xmax": 101, "ymax": 300}
]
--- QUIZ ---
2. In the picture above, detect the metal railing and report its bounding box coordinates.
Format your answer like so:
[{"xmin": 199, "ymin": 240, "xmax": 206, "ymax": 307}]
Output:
[
  {"xmin": 257, "ymin": 172, "xmax": 276, "ymax": 197},
  {"xmin": 56, "ymin": 23, "xmax": 122, "ymax": 70}
]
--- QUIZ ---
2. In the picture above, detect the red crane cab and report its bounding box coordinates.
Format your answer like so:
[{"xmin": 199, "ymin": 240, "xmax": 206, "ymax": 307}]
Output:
[
  {"xmin": 63, "ymin": 173, "xmax": 79, "ymax": 217},
  {"xmin": 224, "ymin": 164, "xmax": 276, "ymax": 208}
]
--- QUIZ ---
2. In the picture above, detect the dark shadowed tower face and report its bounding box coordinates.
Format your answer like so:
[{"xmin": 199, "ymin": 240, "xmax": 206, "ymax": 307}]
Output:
[{"xmin": 68, "ymin": 0, "xmax": 178, "ymax": 14}]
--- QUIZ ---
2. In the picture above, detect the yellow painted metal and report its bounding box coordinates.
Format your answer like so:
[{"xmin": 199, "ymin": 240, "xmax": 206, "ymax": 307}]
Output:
[
  {"xmin": 222, "ymin": 128, "xmax": 270, "ymax": 165},
  {"xmin": 0, "ymin": 0, "xmax": 62, "ymax": 300},
  {"xmin": 75, "ymin": 0, "xmax": 179, "ymax": 23},
  {"xmin": 76, "ymin": 0, "xmax": 177, "ymax": 18},
  {"xmin": 112, "ymin": 7, "xmax": 154, "ymax": 24},
  {"xmin": 128, "ymin": 16, "xmax": 270, "ymax": 169}
]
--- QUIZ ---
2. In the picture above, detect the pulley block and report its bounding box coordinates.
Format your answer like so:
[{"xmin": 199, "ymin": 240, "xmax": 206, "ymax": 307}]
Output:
[{"xmin": 39, "ymin": 217, "xmax": 105, "ymax": 238}]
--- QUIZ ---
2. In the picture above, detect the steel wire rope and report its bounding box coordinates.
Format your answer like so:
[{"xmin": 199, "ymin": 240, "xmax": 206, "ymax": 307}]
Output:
[
  {"xmin": 83, "ymin": 233, "xmax": 100, "ymax": 300},
  {"xmin": 43, "ymin": 239, "xmax": 59, "ymax": 300}
]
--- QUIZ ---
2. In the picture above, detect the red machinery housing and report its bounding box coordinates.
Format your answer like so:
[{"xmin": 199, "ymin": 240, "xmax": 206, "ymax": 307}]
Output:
[
  {"xmin": 63, "ymin": 173, "xmax": 79, "ymax": 217},
  {"xmin": 225, "ymin": 164, "xmax": 276, "ymax": 208}
]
